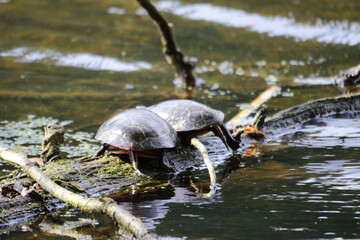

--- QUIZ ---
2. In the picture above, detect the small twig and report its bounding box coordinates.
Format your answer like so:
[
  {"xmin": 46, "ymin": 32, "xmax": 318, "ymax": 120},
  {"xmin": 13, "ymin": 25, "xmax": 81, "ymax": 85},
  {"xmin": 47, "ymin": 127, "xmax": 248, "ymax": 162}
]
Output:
[
  {"xmin": 53, "ymin": 179, "xmax": 85, "ymax": 193},
  {"xmin": 190, "ymin": 138, "xmax": 216, "ymax": 189},
  {"xmin": 0, "ymin": 216, "xmax": 9, "ymax": 223}
]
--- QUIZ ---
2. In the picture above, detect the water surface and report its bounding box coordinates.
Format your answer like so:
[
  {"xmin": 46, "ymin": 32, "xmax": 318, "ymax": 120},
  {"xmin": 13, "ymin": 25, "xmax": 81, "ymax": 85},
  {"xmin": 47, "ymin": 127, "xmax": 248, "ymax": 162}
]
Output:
[{"xmin": 0, "ymin": 0, "xmax": 359, "ymax": 239}]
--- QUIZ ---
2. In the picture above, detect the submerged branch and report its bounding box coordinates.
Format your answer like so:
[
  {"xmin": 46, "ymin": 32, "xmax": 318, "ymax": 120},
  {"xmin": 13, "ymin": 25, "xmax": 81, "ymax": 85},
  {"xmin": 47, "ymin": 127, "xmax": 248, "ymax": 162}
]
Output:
[
  {"xmin": 137, "ymin": 0, "xmax": 196, "ymax": 89},
  {"xmin": 190, "ymin": 138, "xmax": 216, "ymax": 189},
  {"xmin": 0, "ymin": 146, "xmax": 159, "ymax": 240}
]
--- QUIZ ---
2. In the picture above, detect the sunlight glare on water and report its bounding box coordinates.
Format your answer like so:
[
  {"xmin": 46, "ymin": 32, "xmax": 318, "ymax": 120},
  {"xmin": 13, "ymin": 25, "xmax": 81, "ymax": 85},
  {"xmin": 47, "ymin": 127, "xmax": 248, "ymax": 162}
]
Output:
[
  {"xmin": 0, "ymin": 47, "xmax": 152, "ymax": 72},
  {"xmin": 156, "ymin": 0, "xmax": 360, "ymax": 46},
  {"xmin": 277, "ymin": 116, "xmax": 360, "ymax": 148}
]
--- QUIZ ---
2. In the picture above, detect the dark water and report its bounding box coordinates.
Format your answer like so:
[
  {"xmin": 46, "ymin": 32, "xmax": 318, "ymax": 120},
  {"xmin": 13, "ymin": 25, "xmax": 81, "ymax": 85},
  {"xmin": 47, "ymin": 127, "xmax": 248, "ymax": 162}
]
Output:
[{"xmin": 1, "ymin": 0, "xmax": 360, "ymax": 239}]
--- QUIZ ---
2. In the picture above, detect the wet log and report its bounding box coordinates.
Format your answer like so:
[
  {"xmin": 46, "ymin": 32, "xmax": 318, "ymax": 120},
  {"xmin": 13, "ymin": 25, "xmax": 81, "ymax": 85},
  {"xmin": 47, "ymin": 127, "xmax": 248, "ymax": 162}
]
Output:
[
  {"xmin": 0, "ymin": 146, "xmax": 158, "ymax": 240},
  {"xmin": 263, "ymin": 93, "xmax": 360, "ymax": 132}
]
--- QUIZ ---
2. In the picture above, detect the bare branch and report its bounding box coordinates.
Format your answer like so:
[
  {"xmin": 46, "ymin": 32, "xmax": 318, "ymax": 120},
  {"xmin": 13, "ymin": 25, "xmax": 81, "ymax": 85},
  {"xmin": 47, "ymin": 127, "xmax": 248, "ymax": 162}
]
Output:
[{"xmin": 137, "ymin": 0, "xmax": 196, "ymax": 89}]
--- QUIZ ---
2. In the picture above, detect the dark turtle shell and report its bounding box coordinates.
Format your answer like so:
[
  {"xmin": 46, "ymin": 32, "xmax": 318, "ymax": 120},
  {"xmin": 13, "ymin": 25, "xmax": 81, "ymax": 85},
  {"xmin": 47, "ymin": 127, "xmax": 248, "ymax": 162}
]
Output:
[
  {"xmin": 148, "ymin": 99, "xmax": 224, "ymax": 132},
  {"xmin": 95, "ymin": 108, "xmax": 177, "ymax": 151}
]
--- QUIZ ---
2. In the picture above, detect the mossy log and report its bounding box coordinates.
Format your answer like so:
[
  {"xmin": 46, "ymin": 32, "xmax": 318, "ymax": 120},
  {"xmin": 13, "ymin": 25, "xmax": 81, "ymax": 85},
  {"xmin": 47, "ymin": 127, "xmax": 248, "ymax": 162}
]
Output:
[
  {"xmin": 0, "ymin": 148, "xmax": 158, "ymax": 240},
  {"xmin": 0, "ymin": 154, "xmax": 144, "ymax": 236}
]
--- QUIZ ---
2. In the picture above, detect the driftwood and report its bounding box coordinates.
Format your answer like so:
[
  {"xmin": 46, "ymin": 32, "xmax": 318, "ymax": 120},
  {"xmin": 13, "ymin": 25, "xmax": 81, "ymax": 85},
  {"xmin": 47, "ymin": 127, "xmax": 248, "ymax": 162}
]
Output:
[
  {"xmin": 0, "ymin": 146, "xmax": 158, "ymax": 240},
  {"xmin": 0, "ymin": 155, "xmax": 141, "ymax": 221},
  {"xmin": 41, "ymin": 124, "xmax": 65, "ymax": 163},
  {"xmin": 0, "ymin": 146, "xmax": 158, "ymax": 239},
  {"xmin": 137, "ymin": 0, "xmax": 196, "ymax": 90}
]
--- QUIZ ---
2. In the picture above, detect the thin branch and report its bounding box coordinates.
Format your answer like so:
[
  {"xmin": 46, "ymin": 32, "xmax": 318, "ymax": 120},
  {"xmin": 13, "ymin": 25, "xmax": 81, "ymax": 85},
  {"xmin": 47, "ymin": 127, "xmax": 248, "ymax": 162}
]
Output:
[
  {"xmin": 190, "ymin": 138, "xmax": 216, "ymax": 189},
  {"xmin": 137, "ymin": 0, "xmax": 196, "ymax": 89},
  {"xmin": 227, "ymin": 85, "xmax": 280, "ymax": 126},
  {"xmin": 0, "ymin": 146, "xmax": 159, "ymax": 240}
]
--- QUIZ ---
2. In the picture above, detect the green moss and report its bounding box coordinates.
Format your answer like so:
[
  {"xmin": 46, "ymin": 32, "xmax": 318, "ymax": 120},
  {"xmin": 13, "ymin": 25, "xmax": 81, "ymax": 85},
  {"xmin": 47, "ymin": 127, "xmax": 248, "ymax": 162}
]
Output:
[
  {"xmin": 0, "ymin": 169, "xmax": 22, "ymax": 185},
  {"xmin": 97, "ymin": 155, "xmax": 136, "ymax": 177},
  {"xmin": 42, "ymin": 159, "xmax": 76, "ymax": 179}
]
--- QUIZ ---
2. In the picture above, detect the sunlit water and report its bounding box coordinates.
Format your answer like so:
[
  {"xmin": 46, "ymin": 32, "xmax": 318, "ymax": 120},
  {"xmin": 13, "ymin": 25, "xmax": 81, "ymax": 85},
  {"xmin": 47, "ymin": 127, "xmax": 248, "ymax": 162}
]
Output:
[
  {"xmin": 1, "ymin": 0, "xmax": 360, "ymax": 239},
  {"xmin": 156, "ymin": 1, "xmax": 360, "ymax": 46},
  {"xmin": 1, "ymin": 47, "xmax": 152, "ymax": 72}
]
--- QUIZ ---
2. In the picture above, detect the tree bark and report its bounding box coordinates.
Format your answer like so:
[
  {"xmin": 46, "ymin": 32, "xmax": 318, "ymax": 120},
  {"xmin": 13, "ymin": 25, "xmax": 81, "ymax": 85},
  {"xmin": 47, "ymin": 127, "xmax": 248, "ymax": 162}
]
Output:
[{"xmin": 263, "ymin": 93, "xmax": 360, "ymax": 132}]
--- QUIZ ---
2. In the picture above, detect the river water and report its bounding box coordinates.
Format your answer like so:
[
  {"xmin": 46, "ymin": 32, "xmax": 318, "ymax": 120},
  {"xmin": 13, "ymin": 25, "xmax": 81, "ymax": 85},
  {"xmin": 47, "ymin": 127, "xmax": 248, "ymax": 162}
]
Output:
[{"xmin": 1, "ymin": 0, "xmax": 360, "ymax": 239}]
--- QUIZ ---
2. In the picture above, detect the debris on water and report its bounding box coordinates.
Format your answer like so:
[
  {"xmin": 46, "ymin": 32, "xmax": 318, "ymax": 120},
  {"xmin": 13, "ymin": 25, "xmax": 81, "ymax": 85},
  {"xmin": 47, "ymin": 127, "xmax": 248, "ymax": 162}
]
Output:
[
  {"xmin": 0, "ymin": 115, "xmax": 99, "ymax": 158},
  {"xmin": 107, "ymin": 7, "xmax": 126, "ymax": 15}
]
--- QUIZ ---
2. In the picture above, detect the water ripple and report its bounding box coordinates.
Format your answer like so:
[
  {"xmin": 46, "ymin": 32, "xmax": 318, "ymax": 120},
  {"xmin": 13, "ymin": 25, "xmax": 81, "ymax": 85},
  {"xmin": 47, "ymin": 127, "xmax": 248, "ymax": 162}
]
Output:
[
  {"xmin": 156, "ymin": 1, "xmax": 360, "ymax": 46},
  {"xmin": 299, "ymin": 159, "xmax": 360, "ymax": 191},
  {"xmin": 0, "ymin": 47, "xmax": 152, "ymax": 72},
  {"xmin": 277, "ymin": 117, "xmax": 360, "ymax": 148}
]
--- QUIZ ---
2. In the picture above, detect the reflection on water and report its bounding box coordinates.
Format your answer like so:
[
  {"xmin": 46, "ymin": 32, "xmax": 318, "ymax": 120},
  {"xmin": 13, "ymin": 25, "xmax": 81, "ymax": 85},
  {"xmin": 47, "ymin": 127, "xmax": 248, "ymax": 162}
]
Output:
[
  {"xmin": 122, "ymin": 187, "xmax": 220, "ymax": 229},
  {"xmin": 0, "ymin": 47, "xmax": 152, "ymax": 72},
  {"xmin": 275, "ymin": 116, "xmax": 360, "ymax": 148},
  {"xmin": 300, "ymin": 159, "xmax": 360, "ymax": 191},
  {"xmin": 156, "ymin": 0, "xmax": 360, "ymax": 46}
]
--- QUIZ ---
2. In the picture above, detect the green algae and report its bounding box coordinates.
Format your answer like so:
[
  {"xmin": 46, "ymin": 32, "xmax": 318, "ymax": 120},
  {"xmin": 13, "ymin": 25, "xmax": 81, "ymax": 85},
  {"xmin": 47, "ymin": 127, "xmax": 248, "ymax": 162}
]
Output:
[
  {"xmin": 42, "ymin": 159, "xmax": 77, "ymax": 180},
  {"xmin": 0, "ymin": 169, "xmax": 22, "ymax": 185},
  {"xmin": 96, "ymin": 155, "xmax": 136, "ymax": 177},
  {"xmin": 0, "ymin": 115, "xmax": 99, "ymax": 159}
]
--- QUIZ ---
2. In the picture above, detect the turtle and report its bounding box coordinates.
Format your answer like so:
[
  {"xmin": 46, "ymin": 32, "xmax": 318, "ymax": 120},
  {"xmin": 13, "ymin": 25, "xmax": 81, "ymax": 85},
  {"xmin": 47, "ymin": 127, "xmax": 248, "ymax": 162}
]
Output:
[
  {"xmin": 148, "ymin": 99, "xmax": 240, "ymax": 151},
  {"xmin": 94, "ymin": 108, "xmax": 178, "ymax": 174}
]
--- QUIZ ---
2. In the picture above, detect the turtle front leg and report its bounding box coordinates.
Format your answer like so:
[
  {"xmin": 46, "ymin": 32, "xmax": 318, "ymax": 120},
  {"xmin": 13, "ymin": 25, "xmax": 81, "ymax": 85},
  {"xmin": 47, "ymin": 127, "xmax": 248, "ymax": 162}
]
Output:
[
  {"xmin": 93, "ymin": 143, "xmax": 109, "ymax": 158},
  {"xmin": 215, "ymin": 124, "xmax": 240, "ymax": 151},
  {"xmin": 128, "ymin": 150, "xmax": 142, "ymax": 175},
  {"xmin": 213, "ymin": 125, "xmax": 230, "ymax": 150}
]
